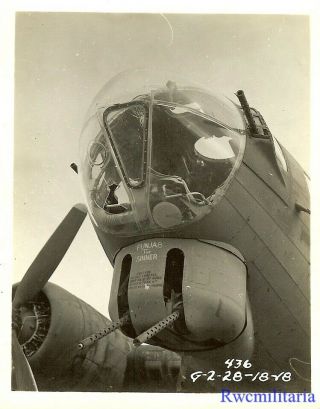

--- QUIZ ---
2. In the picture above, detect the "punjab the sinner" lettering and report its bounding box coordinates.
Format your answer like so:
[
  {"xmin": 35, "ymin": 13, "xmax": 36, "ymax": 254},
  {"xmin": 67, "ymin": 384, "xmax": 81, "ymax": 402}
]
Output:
[{"xmin": 136, "ymin": 241, "xmax": 163, "ymax": 262}]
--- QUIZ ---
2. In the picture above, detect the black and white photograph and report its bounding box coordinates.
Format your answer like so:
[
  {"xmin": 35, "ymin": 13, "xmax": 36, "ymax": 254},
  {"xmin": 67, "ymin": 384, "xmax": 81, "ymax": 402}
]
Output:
[{"xmin": 1, "ymin": 3, "xmax": 319, "ymax": 408}]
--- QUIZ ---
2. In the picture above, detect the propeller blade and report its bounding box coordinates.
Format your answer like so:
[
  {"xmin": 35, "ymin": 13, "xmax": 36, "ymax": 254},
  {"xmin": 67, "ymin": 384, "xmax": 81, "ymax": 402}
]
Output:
[
  {"xmin": 13, "ymin": 204, "xmax": 87, "ymax": 307},
  {"xmin": 12, "ymin": 330, "xmax": 38, "ymax": 391}
]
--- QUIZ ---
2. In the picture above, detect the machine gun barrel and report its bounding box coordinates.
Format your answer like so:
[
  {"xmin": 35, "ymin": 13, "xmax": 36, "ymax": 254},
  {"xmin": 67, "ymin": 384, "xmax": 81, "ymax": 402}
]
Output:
[
  {"xmin": 236, "ymin": 90, "xmax": 259, "ymax": 135},
  {"xmin": 133, "ymin": 311, "xmax": 180, "ymax": 346},
  {"xmin": 78, "ymin": 314, "xmax": 130, "ymax": 349}
]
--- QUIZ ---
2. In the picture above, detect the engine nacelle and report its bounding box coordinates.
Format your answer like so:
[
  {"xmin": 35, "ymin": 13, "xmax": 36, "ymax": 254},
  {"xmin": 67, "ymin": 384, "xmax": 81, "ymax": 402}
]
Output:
[
  {"xmin": 13, "ymin": 282, "xmax": 131, "ymax": 391},
  {"xmin": 109, "ymin": 238, "xmax": 249, "ymax": 351}
]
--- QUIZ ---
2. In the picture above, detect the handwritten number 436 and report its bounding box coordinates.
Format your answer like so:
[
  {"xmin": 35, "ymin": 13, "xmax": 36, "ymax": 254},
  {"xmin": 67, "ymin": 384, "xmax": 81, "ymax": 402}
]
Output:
[{"xmin": 224, "ymin": 359, "xmax": 252, "ymax": 369}]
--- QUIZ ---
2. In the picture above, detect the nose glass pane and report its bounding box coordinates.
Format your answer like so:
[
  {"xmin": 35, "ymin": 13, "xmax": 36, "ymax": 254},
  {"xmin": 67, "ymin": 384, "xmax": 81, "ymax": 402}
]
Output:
[
  {"xmin": 104, "ymin": 102, "xmax": 148, "ymax": 188},
  {"xmin": 151, "ymin": 104, "xmax": 242, "ymax": 198}
]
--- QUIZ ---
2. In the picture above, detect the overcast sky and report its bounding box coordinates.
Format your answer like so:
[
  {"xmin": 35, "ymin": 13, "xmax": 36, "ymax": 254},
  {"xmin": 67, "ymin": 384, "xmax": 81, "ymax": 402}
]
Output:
[{"xmin": 14, "ymin": 13, "xmax": 310, "ymax": 315}]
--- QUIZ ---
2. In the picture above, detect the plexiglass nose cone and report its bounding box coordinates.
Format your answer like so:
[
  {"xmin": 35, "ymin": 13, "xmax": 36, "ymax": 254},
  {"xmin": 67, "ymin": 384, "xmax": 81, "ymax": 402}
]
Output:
[{"xmin": 79, "ymin": 69, "xmax": 246, "ymax": 236}]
